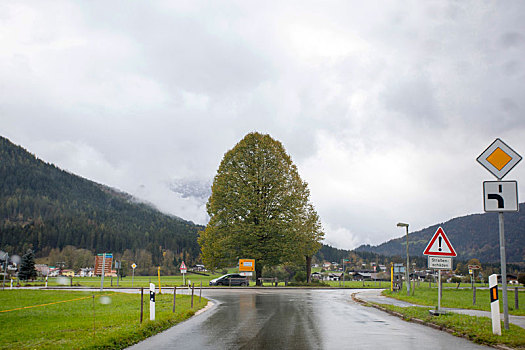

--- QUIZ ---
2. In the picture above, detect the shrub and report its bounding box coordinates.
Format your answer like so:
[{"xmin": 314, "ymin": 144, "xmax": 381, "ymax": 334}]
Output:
[{"xmin": 518, "ymin": 273, "xmax": 525, "ymax": 287}]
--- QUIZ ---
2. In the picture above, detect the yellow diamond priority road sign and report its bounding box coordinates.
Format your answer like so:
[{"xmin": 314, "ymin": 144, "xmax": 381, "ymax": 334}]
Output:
[{"xmin": 477, "ymin": 139, "xmax": 522, "ymax": 179}]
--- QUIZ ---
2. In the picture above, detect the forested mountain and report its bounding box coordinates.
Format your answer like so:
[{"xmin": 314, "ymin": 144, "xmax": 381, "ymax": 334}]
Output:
[
  {"xmin": 356, "ymin": 207, "xmax": 525, "ymax": 264},
  {"xmin": 0, "ymin": 136, "xmax": 203, "ymax": 273}
]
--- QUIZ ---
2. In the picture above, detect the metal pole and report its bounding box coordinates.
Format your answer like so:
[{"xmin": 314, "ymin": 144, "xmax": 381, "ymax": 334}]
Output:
[
  {"xmin": 473, "ymin": 286, "xmax": 476, "ymax": 305},
  {"xmin": 342, "ymin": 259, "xmax": 345, "ymax": 288},
  {"xmin": 2, "ymin": 253, "xmax": 8, "ymax": 291},
  {"xmin": 132, "ymin": 267, "xmax": 135, "ymax": 287},
  {"xmin": 438, "ymin": 270, "xmax": 441, "ymax": 312},
  {"xmin": 191, "ymin": 283, "xmax": 195, "ymax": 309},
  {"xmin": 515, "ymin": 287, "xmax": 519, "ymax": 310},
  {"xmin": 140, "ymin": 287, "xmax": 144, "ymax": 323},
  {"xmin": 406, "ymin": 226, "xmax": 410, "ymax": 296},
  {"xmin": 100, "ymin": 253, "xmax": 106, "ymax": 292},
  {"xmin": 390, "ymin": 263, "xmax": 393, "ymax": 292},
  {"xmin": 173, "ymin": 286, "xmax": 177, "ymax": 313},
  {"xmin": 498, "ymin": 212, "xmax": 509, "ymax": 330},
  {"xmin": 158, "ymin": 267, "xmax": 161, "ymax": 294},
  {"xmin": 92, "ymin": 294, "xmax": 95, "ymax": 338}
]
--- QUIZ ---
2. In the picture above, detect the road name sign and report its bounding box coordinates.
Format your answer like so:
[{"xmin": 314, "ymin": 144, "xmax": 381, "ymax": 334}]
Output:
[
  {"xmin": 428, "ymin": 256, "xmax": 452, "ymax": 269},
  {"xmin": 477, "ymin": 138, "xmax": 522, "ymax": 180},
  {"xmin": 483, "ymin": 181, "xmax": 518, "ymax": 212},
  {"xmin": 423, "ymin": 227, "xmax": 457, "ymax": 257}
]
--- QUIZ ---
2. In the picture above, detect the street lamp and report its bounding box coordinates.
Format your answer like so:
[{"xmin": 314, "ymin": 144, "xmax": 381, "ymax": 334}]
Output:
[{"xmin": 397, "ymin": 222, "xmax": 410, "ymax": 296}]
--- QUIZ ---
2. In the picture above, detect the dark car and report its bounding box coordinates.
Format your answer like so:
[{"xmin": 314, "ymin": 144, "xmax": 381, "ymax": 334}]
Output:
[{"xmin": 209, "ymin": 273, "xmax": 249, "ymax": 286}]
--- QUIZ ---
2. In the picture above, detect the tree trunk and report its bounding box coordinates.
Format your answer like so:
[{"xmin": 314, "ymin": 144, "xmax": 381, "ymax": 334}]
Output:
[
  {"xmin": 256, "ymin": 264, "xmax": 263, "ymax": 286},
  {"xmin": 306, "ymin": 256, "xmax": 312, "ymax": 284}
]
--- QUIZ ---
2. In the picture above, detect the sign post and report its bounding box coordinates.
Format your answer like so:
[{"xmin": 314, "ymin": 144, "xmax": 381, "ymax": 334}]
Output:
[
  {"xmin": 341, "ymin": 259, "xmax": 349, "ymax": 288},
  {"xmin": 131, "ymin": 263, "xmax": 137, "ymax": 287},
  {"xmin": 239, "ymin": 259, "xmax": 255, "ymax": 285},
  {"xmin": 477, "ymin": 138, "xmax": 521, "ymax": 330},
  {"xmin": 149, "ymin": 283, "xmax": 155, "ymax": 321},
  {"xmin": 180, "ymin": 261, "xmax": 187, "ymax": 286},
  {"xmin": 157, "ymin": 267, "xmax": 162, "ymax": 294},
  {"xmin": 423, "ymin": 227, "xmax": 457, "ymax": 314}
]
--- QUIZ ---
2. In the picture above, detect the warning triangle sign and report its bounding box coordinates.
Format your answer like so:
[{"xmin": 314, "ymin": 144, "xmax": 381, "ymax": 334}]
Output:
[
  {"xmin": 423, "ymin": 227, "xmax": 457, "ymax": 257},
  {"xmin": 180, "ymin": 261, "xmax": 187, "ymax": 270}
]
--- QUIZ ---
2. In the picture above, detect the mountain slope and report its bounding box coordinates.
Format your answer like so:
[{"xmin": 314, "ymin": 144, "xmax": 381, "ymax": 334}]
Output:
[
  {"xmin": 0, "ymin": 136, "xmax": 203, "ymax": 265},
  {"xmin": 356, "ymin": 207, "xmax": 525, "ymax": 263}
]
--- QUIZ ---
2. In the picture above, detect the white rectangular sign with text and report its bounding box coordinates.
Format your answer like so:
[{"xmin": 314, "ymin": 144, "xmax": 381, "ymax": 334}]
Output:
[{"xmin": 428, "ymin": 256, "xmax": 452, "ymax": 269}]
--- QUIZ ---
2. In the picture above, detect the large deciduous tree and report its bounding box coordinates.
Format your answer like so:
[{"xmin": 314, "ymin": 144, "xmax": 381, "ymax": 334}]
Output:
[{"xmin": 198, "ymin": 132, "xmax": 323, "ymax": 284}]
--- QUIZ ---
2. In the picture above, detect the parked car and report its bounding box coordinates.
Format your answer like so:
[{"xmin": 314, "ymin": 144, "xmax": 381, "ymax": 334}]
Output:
[{"xmin": 209, "ymin": 273, "xmax": 248, "ymax": 286}]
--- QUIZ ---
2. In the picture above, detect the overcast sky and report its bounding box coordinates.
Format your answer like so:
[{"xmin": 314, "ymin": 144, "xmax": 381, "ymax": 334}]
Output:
[{"xmin": 2, "ymin": 1, "xmax": 525, "ymax": 250}]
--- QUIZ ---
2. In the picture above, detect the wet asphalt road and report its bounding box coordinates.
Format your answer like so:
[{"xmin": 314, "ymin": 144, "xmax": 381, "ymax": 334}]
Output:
[{"xmin": 128, "ymin": 289, "xmax": 490, "ymax": 350}]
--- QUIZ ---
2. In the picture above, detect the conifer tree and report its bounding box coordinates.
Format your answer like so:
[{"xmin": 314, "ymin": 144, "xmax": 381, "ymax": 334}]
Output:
[
  {"xmin": 18, "ymin": 249, "xmax": 37, "ymax": 281},
  {"xmin": 198, "ymin": 132, "xmax": 323, "ymax": 284}
]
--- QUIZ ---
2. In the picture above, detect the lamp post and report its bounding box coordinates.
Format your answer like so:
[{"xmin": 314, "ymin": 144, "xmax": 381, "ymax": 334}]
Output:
[{"xmin": 397, "ymin": 222, "xmax": 410, "ymax": 296}]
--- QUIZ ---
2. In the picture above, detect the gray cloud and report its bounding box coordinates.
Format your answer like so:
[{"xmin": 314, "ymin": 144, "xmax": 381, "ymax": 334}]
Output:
[{"xmin": 2, "ymin": 1, "xmax": 525, "ymax": 249}]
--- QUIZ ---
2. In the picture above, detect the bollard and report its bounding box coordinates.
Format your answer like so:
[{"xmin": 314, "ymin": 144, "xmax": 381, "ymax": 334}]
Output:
[
  {"xmin": 489, "ymin": 274, "xmax": 501, "ymax": 335},
  {"xmin": 515, "ymin": 287, "xmax": 519, "ymax": 310},
  {"xmin": 191, "ymin": 283, "xmax": 195, "ymax": 309},
  {"xmin": 140, "ymin": 287, "xmax": 144, "ymax": 323},
  {"xmin": 173, "ymin": 286, "xmax": 177, "ymax": 313},
  {"xmin": 149, "ymin": 283, "xmax": 156, "ymax": 321}
]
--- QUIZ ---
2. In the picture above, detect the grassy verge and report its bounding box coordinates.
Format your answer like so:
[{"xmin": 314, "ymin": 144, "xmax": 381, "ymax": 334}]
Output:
[
  {"xmin": 0, "ymin": 289, "xmax": 208, "ymax": 349},
  {"xmin": 377, "ymin": 303, "xmax": 525, "ymax": 349},
  {"xmin": 382, "ymin": 286, "xmax": 525, "ymax": 316},
  {"xmin": 16, "ymin": 274, "xmax": 219, "ymax": 288},
  {"xmin": 17, "ymin": 275, "xmax": 395, "ymax": 289}
]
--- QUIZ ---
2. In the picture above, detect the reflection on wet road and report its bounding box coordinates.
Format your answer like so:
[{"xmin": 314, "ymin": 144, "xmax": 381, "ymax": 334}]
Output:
[{"xmin": 128, "ymin": 289, "xmax": 489, "ymax": 349}]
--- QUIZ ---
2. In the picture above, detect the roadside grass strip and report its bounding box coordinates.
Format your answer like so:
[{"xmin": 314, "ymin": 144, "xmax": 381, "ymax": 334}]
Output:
[
  {"xmin": 0, "ymin": 295, "xmax": 94, "ymax": 313},
  {"xmin": 0, "ymin": 290, "xmax": 208, "ymax": 350},
  {"xmin": 378, "ymin": 304, "xmax": 525, "ymax": 349},
  {"xmin": 382, "ymin": 287, "xmax": 525, "ymax": 316}
]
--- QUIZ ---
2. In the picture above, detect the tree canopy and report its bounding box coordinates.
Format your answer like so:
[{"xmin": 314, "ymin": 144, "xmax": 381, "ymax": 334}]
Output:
[
  {"xmin": 18, "ymin": 249, "xmax": 37, "ymax": 281},
  {"xmin": 198, "ymin": 132, "xmax": 323, "ymax": 283}
]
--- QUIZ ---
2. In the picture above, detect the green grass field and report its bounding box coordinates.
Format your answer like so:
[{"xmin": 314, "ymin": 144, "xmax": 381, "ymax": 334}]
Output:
[
  {"xmin": 382, "ymin": 285, "xmax": 525, "ymax": 316},
  {"xmin": 0, "ymin": 289, "xmax": 208, "ymax": 349},
  {"xmin": 15, "ymin": 272, "xmax": 393, "ymax": 288}
]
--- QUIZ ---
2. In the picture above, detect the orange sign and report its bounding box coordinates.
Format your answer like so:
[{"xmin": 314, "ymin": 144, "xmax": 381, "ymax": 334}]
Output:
[{"xmin": 239, "ymin": 259, "xmax": 255, "ymax": 272}]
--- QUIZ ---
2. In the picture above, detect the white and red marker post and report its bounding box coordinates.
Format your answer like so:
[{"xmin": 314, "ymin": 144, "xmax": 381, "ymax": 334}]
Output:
[{"xmin": 489, "ymin": 274, "xmax": 502, "ymax": 335}]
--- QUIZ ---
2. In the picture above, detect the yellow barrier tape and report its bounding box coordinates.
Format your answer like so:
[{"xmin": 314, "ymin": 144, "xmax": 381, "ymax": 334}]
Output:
[{"xmin": 0, "ymin": 295, "xmax": 93, "ymax": 313}]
